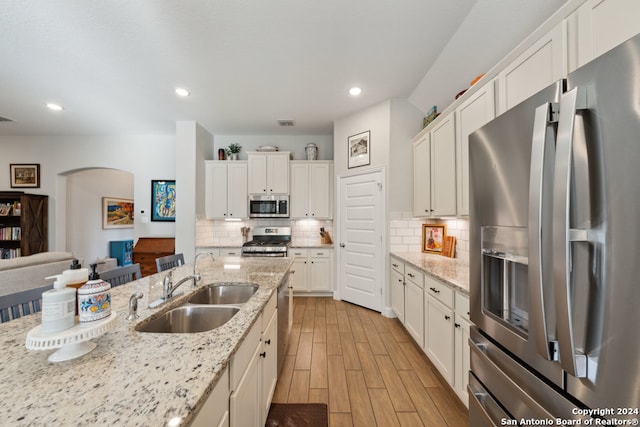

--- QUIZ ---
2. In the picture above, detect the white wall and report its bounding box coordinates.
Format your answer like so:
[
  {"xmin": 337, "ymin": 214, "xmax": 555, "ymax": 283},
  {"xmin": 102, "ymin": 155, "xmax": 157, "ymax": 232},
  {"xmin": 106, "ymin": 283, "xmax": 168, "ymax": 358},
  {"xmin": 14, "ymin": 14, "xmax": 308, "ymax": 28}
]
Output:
[
  {"xmin": 0, "ymin": 135, "xmax": 175, "ymax": 251},
  {"xmin": 66, "ymin": 168, "xmax": 134, "ymax": 264},
  {"xmin": 214, "ymin": 134, "xmax": 333, "ymax": 161}
]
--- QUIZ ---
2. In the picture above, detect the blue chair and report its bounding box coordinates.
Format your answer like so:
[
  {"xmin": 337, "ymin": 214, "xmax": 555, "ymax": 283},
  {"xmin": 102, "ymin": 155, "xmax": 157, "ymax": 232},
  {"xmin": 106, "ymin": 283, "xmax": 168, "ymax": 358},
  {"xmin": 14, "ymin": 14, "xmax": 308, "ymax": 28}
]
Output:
[
  {"xmin": 0, "ymin": 284, "xmax": 54, "ymax": 323},
  {"xmin": 155, "ymin": 253, "xmax": 184, "ymax": 273},
  {"xmin": 100, "ymin": 263, "xmax": 142, "ymax": 287}
]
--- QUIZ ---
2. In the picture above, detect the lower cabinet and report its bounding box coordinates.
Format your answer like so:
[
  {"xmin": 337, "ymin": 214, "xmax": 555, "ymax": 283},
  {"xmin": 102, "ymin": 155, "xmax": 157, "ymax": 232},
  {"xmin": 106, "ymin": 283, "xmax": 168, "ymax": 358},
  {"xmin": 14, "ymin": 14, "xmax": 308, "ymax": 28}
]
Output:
[
  {"xmin": 191, "ymin": 367, "xmax": 230, "ymax": 427},
  {"xmin": 424, "ymin": 293, "xmax": 455, "ymax": 385},
  {"xmin": 229, "ymin": 293, "xmax": 278, "ymax": 427},
  {"xmin": 389, "ymin": 255, "xmax": 472, "ymax": 407},
  {"xmin": 289, "ymin": 248, "xmax": 333, "ymax": 293}
]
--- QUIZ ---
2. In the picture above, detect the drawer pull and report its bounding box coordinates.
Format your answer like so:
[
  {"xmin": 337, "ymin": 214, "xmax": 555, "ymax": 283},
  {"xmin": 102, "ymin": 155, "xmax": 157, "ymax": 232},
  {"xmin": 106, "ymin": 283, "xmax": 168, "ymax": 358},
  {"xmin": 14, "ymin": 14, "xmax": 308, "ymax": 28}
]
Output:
[
  {"xmin": 444, "ymin": 315, "xmax": 451, "ymax": 321},
  {"xmin": 430, "ymin": 287, "xmax": 440, "ymax": 294},
  {"xmin": 407, "ymin": 273, "xmax": 415, "ymax": 278},
  {"xmin": 454, "ymin": 323, "xmax": 460, "ymax": 328},
  {"xmin": 392, "ymin": 263, "xmax": 398, "ymax": 267}
]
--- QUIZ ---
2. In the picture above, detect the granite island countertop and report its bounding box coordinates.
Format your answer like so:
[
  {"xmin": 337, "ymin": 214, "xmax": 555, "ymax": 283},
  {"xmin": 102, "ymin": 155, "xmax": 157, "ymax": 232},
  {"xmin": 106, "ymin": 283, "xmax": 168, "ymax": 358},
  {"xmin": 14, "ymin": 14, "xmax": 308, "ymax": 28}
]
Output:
[
  {"xmin": 0, "ymin": 256, "xmax": 293, "ymax": 427},
  {"xmin": 390, "ymin": 251, "xmax": 470, "ymax": 294}
]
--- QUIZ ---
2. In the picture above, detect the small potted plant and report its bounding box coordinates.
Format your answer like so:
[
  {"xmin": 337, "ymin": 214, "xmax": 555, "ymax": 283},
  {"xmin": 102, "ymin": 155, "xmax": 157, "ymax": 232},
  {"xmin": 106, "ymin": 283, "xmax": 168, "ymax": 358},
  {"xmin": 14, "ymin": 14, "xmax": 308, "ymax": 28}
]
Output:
[{"xmin": 226, "ymin": 143, "xmax": 242, "ymax": 160}]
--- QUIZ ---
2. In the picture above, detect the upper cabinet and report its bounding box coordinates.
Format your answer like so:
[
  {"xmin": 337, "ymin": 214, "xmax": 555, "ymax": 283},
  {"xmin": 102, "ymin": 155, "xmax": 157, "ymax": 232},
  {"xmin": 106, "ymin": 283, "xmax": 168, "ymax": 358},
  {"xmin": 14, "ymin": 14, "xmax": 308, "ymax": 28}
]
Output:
[
  {"xmin": 290, "ymin": 161, "xmax": 333, "ymax": 219},
  {"xmin": 205, "ymin": 161, "xmax": 248, "ymax": 219},
  {"xmin": 248, "ymin": 152, "xmax": 290, "ymax": 195},
  {"xmin": 497, "ymin": 21, "xmax": 566, "ymax": 115},
  {"xmin": 571, "ymin": 0, "xmax": 640, "ymax": 71},
  {"xmin": 455, "ymin": 81, "xmax": 496, "ymax": 216},
  {"xmin": 413, "ymin": 112, "xmax": 457, "ymax": 218}
]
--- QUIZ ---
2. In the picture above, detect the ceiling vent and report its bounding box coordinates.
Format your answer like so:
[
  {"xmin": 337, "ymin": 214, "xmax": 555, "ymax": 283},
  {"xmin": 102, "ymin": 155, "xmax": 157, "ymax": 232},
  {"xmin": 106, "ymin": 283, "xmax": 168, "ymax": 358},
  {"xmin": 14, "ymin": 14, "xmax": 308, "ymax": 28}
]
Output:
[
  {"xmin": 0, "ymin": 116, "xmax": 13, "ymax": 122},
  {"xmin": 277, "ymin": 120, "xmax": 295, "ymax": 127}
]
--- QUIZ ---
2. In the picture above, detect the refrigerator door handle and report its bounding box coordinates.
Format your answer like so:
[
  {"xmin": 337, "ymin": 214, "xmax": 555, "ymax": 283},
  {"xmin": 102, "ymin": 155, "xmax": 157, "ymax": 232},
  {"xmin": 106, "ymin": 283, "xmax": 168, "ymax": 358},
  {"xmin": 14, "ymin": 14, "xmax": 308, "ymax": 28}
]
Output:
[
  {"xmin": 553, "ymin": 87, "xmax": 588, "ymax": 378},
  {"xmin": 529, "ymin": 102, "xmax": 558, "ymax": 361}
]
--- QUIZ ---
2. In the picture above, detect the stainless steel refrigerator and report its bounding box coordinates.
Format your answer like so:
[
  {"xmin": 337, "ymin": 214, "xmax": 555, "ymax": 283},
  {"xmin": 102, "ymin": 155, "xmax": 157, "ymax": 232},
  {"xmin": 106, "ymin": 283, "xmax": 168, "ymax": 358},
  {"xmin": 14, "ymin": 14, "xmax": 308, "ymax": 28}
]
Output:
[{"xmin": 469, "ymin": 32, "xmax": 640, "ymax": 426}]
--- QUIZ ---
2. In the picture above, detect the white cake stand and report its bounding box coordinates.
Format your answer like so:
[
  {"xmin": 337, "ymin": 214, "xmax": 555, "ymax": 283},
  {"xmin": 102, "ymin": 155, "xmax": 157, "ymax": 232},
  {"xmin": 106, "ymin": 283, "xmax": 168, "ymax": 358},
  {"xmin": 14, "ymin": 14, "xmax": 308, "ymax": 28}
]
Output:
[{"xmin": 25, "ymin": 312, "xmax": 117, "ymax": 362}]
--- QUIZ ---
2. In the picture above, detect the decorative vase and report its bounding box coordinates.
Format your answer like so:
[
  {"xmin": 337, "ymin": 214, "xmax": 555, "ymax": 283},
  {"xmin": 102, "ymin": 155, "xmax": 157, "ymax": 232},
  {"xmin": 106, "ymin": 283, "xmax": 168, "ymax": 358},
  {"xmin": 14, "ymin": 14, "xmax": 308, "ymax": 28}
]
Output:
[
  {"xmin": 218, "ymin": 149, "xmax": 226, "ymax": 160},
  {"xmin": 305, "ymin": 143, "xmax": 318, "ymax": 160},
  {"xmin": 229, "ymin": 153, "xmax": 239, "ymax": 160}
]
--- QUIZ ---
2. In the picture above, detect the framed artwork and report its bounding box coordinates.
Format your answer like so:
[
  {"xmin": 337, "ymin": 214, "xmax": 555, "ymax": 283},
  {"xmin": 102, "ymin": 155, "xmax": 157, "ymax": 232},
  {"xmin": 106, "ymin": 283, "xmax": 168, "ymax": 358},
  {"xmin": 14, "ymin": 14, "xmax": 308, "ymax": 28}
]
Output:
[
  {"xmin": 151, "ymin": 180, "xmax": 176, "ymax": 222},
  {"xmin": 348, "ymin": 130, "xmax": 370, "ymax": 169},
  {"xmin": 10, "ymin": 164, "xmax": 40, "ymax": 188},
  {"xmin": 102, "ymin": 197, "xmax": 134, "ymax": 229},
  {"xmin": 422, "ymin": 224, "xmax": 446, "ymax": 254}
]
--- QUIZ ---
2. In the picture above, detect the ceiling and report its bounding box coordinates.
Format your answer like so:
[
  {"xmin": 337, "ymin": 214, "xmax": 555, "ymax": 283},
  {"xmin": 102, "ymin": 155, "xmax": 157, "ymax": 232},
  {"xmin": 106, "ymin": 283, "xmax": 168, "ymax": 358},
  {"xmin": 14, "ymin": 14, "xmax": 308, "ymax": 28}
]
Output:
[{"xmin": 0, "ymin": 0, "xmax": 567, "ymax": 137}]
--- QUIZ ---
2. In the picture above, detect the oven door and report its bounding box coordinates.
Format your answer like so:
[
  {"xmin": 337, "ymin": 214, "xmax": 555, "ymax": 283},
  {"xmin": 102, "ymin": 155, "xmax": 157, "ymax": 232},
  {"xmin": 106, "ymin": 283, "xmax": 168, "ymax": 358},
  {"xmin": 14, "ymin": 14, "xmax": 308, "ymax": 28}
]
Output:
[{"xmin": 241, "ymin": 251, "xmax": 287, "ymax": 258}]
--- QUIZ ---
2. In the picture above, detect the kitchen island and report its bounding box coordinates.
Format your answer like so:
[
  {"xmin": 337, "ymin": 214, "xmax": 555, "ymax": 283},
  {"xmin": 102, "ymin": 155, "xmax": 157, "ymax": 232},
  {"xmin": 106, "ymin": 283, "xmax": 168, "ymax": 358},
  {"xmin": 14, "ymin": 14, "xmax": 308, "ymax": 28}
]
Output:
[{"xmin": 0, "ymin": 256, "xmax": 292, "ymax": 426}]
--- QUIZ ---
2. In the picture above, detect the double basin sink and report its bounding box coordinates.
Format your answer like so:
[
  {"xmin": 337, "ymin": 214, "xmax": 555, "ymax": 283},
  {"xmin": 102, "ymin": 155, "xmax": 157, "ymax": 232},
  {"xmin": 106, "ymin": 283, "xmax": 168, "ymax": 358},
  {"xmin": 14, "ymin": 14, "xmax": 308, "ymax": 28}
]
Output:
[{"xmin": 135, "ymin": 283, "xmax": 258, "ymax": 334}]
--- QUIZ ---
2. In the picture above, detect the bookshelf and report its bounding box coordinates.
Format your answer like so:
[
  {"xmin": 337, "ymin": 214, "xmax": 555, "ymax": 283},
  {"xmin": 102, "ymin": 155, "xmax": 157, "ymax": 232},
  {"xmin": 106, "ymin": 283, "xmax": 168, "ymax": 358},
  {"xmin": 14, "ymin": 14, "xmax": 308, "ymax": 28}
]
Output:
[{"xmin": 0, "ymin": 192, "xmax": 48, "ymax": 259}]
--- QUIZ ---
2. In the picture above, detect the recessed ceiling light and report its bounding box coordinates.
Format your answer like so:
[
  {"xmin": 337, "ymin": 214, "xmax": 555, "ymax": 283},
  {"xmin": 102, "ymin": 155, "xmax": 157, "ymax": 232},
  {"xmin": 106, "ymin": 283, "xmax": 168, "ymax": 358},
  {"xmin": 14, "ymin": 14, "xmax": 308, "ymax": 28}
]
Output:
[
  {"xmin": 349, "ymin": 87, "xmax": 362, "ymax": 96},
  {"xmin": 46, "ymin": 103, "xmax": 63, "ymax": 111},
  {"xmin": 175, "ymin": 87, "xmax": 190, "ymax": 97}
]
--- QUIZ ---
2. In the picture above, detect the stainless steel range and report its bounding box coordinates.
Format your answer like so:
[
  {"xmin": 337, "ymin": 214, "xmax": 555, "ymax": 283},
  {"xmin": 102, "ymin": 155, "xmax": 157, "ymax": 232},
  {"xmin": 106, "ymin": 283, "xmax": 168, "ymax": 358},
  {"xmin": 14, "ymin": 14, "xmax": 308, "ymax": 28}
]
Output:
[{"xmin": 241, "ymin": 226, "xmax": 291, "ymax": 257}]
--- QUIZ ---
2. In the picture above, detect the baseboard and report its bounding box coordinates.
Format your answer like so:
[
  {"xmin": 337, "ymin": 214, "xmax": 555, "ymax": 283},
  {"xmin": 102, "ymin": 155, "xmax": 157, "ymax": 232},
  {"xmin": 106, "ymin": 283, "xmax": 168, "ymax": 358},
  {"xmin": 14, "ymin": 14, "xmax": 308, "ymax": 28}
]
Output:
[{"xmin": 381, "ymin": 305, "xmax": 396, "ymax": 318}]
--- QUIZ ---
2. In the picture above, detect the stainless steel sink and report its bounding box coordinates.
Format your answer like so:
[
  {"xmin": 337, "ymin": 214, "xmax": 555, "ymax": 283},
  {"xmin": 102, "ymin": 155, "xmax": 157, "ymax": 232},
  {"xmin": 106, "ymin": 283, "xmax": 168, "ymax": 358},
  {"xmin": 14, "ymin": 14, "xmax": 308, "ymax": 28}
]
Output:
[
  {"xmin": 188, "ymin": 283, "xmax": 258, "ymax": 305},
  {"xmin": 135, "ymin": 305, "xmax": 240, "ymax": 333}
]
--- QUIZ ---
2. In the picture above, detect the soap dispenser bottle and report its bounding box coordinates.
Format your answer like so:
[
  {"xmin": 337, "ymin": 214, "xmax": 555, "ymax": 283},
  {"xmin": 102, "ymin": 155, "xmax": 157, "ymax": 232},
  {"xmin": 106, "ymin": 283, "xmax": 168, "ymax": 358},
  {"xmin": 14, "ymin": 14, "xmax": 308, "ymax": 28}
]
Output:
[
  {"xmin": 77, "ymin": 264, "xmax": 112, "ymax": 323},
  {"xmin": 41, "ymin": 275, "xmax": 76, "ymax": 333}
]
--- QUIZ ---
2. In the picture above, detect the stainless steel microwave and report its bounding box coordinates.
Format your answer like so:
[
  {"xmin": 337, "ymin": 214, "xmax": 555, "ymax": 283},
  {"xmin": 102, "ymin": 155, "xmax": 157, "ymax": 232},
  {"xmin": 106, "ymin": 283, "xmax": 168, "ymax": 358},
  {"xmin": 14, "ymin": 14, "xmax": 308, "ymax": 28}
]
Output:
[{"xmin": 248, "ymin": 195, "xmax": 289, "ymax": 218}]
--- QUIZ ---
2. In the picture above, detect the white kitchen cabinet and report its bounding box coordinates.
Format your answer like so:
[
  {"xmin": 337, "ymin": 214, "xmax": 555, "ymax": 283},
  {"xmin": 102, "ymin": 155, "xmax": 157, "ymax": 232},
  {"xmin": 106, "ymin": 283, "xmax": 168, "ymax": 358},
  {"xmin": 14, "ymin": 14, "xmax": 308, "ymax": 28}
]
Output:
[
  {"xmin": 247, "ymin": 152, "xmax": 290, "ymax": 194},
  {"xmin": 290, "ymin": 248, "xmax": 333, "ymax": 293},
  {"xmin": 390, "ymin": 260, "xmax": 405, "ymax": 322},
  {"xmin": 455, "ymin": 81, "xmax": 496, "ymax": 216},
  {"xmin": 424, "ymin": 292, "xmax": 455, "ymax": 385},
  {"xmin": 413, "ymin": 134, "xmax": 431, "ymax": 217},
  {"xmin": 230, "ymin": 323, "xmax": 261, "ymax": 427},
  {"xmin": 205, "ymin": 161, "xmax": 248, "ymax": 219},
  {"xmin": 454, "ymin": 311, "xmax": 472, "ymax": 408},
  {"xmin": 413, "ymin": 113, "xmax": 457, "ymax": 217},
  {"xmin": 191, "ymin": 367, "xmax": 229, "ymax": 427},
  {"xmin": 404, "ymin": 266, "xmax": 424, "ymax": 348},
  {"xmin": 290, "ymin": 161, "xmax": 333, "ymax": 219},
  {"xmin": 572, "ymin": 0, "xmax": 640, "ymax": 71},
  {"xmin": 260, "ymin": 298, "xmax": 278, "ymax": 426},
  {"xmin": 497, "ymin": 21, "xmax": 566, "ymax": 114}
]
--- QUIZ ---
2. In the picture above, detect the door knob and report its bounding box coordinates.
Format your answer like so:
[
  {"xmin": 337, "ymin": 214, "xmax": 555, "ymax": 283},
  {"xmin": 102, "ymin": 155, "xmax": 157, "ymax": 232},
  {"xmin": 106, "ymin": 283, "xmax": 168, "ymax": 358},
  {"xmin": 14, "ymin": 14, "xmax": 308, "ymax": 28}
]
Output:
[{"xmin": 340, "ymin": 243, "xmax": 345, "ymax": 247}]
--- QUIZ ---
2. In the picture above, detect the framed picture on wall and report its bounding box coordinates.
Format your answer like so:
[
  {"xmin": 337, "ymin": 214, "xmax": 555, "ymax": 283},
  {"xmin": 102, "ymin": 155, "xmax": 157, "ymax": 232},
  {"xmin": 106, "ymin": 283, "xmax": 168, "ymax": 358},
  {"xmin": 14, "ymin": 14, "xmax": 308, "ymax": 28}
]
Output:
[
  {"xmin": 151, "ymin": 180, "xmax": 176, "ymax": 222},
  {"xmin": 347, "ymin": 130, "xmax": 370, "ymax": 169},
  {"xmin": 10, "ymin": 164, "xmax": 40, "ymax": 188},
  {"xmin": 422, "ymin": 224, "xmax": 446, "ymax": 254},
  {"xmin": 102, "ymin": 197, "xmax": 134, "ymax": 229}
]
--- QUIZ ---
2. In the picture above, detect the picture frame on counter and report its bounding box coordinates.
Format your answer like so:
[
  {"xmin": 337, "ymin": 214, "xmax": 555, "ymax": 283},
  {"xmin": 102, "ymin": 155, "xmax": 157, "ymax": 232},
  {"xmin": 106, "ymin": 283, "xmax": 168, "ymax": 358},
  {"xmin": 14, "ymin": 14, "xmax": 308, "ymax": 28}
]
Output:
[
  {"xmin": 151, "ymin": 180, "xmax": 176, "ymax": 222},
  {"xmin": 422, "ymin": 224, "xmax": 446, "ymax": 254},
  {"xmin": 10, "ymin": 163, "xmax": 40, "ymax": 188},
  {"xmin": 347, "ymin": 130, "xmax": 370, "ymax": 169},
  {"xmin": 102, "ymin": 197, "xmax": 134, "ymax": 229}
]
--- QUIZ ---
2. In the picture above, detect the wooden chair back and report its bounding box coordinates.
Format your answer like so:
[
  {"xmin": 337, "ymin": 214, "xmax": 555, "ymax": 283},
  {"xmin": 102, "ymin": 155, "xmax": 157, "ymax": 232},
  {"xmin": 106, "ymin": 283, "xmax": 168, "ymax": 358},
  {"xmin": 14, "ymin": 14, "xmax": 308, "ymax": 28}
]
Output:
[
  {"xmin": 155, "ymin": 253, "xmax": 185, "ymax": 273},
  {"xmin": 0, "ymin": 284, "xmax": 54, "ymax": 323},
  {"xmin": 100, "ymin": 263, "xmax": 142, "ymax": 287}
]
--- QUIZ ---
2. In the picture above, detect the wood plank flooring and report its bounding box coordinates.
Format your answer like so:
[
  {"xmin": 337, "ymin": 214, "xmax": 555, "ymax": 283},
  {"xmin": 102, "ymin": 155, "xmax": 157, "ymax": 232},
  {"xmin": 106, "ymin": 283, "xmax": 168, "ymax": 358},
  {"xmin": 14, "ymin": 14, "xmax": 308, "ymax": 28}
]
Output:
[{"xmin": 273, "ymin": 297, "xmax": 469, "ymax": 426}]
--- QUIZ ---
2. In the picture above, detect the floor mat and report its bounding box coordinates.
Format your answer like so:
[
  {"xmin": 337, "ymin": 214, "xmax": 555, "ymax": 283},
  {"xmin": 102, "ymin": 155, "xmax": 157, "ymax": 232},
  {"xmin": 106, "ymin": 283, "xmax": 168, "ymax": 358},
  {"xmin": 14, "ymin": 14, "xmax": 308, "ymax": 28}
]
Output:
[{"xmin": 265, "ymin": 403, "xmax": 328, "ymax": 427}]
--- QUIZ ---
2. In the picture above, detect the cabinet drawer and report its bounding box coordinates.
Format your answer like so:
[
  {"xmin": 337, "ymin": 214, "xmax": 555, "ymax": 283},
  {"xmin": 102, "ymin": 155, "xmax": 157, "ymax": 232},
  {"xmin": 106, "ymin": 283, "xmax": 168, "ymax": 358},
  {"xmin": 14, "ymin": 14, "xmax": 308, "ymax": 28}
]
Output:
[
  {"xmin": 390, "ymin": 258, "xmax": 405, "ymax": 275},
  {"xmin": 310, "ymin": 249, "xmax": 330, "ymax": 258},
  {"xmin": 405, "ymin": 265, "xmax": 424, "ymax": 289},
  {"xmin": 424, "ymin": 275, "xmax": 454, "ymax": 308},
  {"xmin": 455, "ymin": 292, "xmax": 470, "ymax": 320},
  {"xmin": 290, "ymin": 248, "xmax": 309, "ymax": 258},
  {"xmin": 219, "ymin": 247, "xmax": 241, "ymax": 256},
  {"xmin": 262, "ymin": 292, "xmax": 277, "ymax": 330}
]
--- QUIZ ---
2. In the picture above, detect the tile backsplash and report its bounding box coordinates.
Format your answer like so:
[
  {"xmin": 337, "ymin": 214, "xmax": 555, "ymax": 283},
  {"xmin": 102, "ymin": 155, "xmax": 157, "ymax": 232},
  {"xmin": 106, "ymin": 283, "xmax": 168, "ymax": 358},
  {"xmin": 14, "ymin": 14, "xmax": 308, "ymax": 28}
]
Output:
[
  {"xmin": 196, "ymin": 218, "xmax": 334, "ymax": 247},
  {"xmin": 389, "ymin": 215, "xmax": 469, "ymax": 264}
]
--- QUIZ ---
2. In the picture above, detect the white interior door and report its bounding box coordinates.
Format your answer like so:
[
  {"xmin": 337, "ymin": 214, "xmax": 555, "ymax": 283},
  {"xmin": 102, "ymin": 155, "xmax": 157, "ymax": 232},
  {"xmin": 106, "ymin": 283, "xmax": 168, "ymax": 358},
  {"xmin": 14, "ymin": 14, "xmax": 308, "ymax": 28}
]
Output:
[{"xmin": 338, "ymin": 169, "xmax": 385, "ymax": 312}]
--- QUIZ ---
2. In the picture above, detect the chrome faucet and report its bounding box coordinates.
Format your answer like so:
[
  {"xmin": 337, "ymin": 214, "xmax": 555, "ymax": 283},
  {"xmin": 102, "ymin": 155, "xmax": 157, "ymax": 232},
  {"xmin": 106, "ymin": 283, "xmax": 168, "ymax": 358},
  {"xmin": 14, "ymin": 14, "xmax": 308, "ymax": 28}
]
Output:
[
  {"xmin": 194, "ymin": 252, "xmax": 215, "ymax": 276},
  {"xmin": 161, "ymin": 253, "xmax": 214, "ymax": 301},
  {"xmin": 127, "ymin": 292, "xmax": 144, "ymax": 320},
  {"xmin": 162, "ymin": 271, "xmax": 200, "ymax": 300}
]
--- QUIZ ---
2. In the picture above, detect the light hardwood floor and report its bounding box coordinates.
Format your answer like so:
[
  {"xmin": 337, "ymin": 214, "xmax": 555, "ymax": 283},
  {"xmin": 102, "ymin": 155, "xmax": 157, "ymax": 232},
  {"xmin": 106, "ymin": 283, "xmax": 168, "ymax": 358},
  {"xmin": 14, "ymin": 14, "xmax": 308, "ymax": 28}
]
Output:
[{"xmin": 273, "ymin": 297, "xmax": 469, "ymax": 427}]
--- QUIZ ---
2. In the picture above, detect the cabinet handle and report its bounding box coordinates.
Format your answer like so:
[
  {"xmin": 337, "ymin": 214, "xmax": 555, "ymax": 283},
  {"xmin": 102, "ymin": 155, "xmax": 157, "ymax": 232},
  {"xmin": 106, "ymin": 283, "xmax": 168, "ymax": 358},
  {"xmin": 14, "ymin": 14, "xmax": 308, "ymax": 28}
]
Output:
[
  {"xmin": 407, "ymin": 273, "xmax": 415, "ymax": 278},
  {"xmin": 260, "ymin": 352, "xmax": 266, "ymax": 358},
  {"xmin": 311, "ymin": 261, "xmax": 314, "ymax": 264},
  {"xmin": 430, "ymin": 287, "xmax": 440, "ymax": 294},
  {"xmin": 444, "ymin": 315, "xmax": 451, "ymax": 321},
  {"xmin": 392, "ymin": 263, "xmax": 398, "ymax": 267},
  {"xmin": 265, "ymin": 339, "xmax": 271, "ymax": 345},
  {"xmin": 454, "ymin": 323, "xmax": 460, "ymax": 328}
]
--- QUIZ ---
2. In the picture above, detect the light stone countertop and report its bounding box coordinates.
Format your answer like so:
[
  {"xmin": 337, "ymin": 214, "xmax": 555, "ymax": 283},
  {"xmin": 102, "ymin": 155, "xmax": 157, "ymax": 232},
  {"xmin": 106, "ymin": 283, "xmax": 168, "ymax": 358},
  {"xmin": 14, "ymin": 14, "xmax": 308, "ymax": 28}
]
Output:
[
  {"xmin": 0, "ymin": 256, "xmax": 293, "ymax": 427},
  {"xmin": 390, "ymin": 252, "xmax": 470, "ymax": 294}
]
